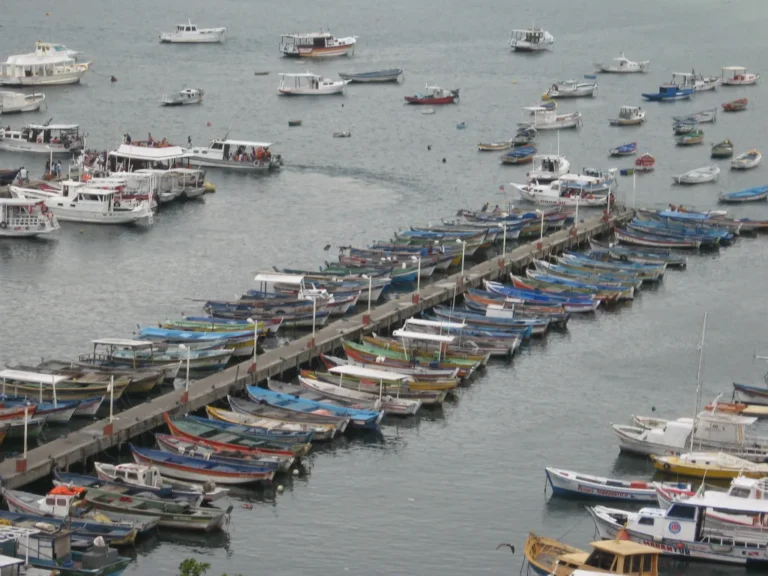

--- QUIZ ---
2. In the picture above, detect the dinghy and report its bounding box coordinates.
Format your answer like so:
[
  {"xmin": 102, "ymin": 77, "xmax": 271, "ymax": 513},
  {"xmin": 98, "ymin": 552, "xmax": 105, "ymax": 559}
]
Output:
[
  {"xmin": 634, "ymin": 153, "xmax": 655, "ymax": 172},
  {"xmin": 501, "ymin": 145, "xmax": 537, "ymax": 165},
  {"xmin": 673, "ymin": 108, "xmax": 717, "ymax": 124},
  {"xmin": 477, "ymin": 140, "xmax": 513, "ymax": 152},
  {"xmin": 719, "ymin": 185, "xmax": 768, "ymax": 203},
  {"xmin": 731, "ymin": 149, "xmax": 761, "ymax": 169},
  {"xmin": 722, "ymin": 98, "xmax": 748, "ymax": 112},
  {"xmin": 710, "ymin": 139, "xmax": 734, "ymax": 158},
  {"xmin": 338, "ymin": 68, "xmax": 402, "ymax": 83},
  {"xmin": 676, "ymin": 128, "xmax": 704, "ymax": 145},
  {"xmin": 609, "ymin": 142, "xmax": 637, "ymax": 157},
  {"xmin": 673, "ymin": 165, "xmax": 720, "ymax": 184}
]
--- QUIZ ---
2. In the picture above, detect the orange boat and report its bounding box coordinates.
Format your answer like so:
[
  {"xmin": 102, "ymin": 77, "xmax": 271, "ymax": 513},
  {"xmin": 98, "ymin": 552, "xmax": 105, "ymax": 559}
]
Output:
[
  {"xmin": 704, "ymin": 401, "xmax": 747, "ymax": 414},
  {"xmin": 722, "ymin": 98, "xmax": 748, "ymax": 112}
]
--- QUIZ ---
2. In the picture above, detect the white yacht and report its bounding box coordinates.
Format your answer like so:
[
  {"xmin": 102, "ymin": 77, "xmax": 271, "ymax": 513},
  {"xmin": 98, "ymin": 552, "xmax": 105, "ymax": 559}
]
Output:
[
  {"xmin": 159, "ymin": 20, "xmax": 227, "ymax": 43},
  {"xmin": 186, "ymin": 137, "xmax": 283, "ymax": 172},
  {"xmin": 0, "ymin": 42, "xmax": 89, "ymax": 86},
  {"xmin": 278, "ymin": 72, "xmax": 348, "ymax": 95},
  {"xmin": 509, "ymin": 27, "xmax": 554, "ymax": 52},
  {"xmin": 0, "ymin": 91, "xmax": 45, "ymax": 113},
  {"xmin": 279, "ymin": 32, "xmax": 357, "ymax": 58},
  {"xmin": 527, "ymin": 154, "xmax": 570, "ymax": 183},
  {"xmin": 0, "ymin": 198, "xmax": 59, "ymax": 237},
  {"xmin": 160, "ymin": 87, "xmax": 204, "ymax": 106},
  {"xmin": 0, "ymin": 123, "xmax": 85, "ymax": 154},
  {"xmin": 595, "ymin": 53, "xmax": 650, "ymax": 73}
]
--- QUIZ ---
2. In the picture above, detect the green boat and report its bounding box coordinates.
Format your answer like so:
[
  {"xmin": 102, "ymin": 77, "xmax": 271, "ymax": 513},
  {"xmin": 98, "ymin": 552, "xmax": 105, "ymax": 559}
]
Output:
[
  {"xmin": 343, "ymin": 340, "xmax": 481, "ymax": 371},
  {"xmin": 676, "ymin": 128, "xmax": 704, "ymax": 146},
  {"xmin": 5, "ymin": 418, "xmax": 46, "ymax": 440}
]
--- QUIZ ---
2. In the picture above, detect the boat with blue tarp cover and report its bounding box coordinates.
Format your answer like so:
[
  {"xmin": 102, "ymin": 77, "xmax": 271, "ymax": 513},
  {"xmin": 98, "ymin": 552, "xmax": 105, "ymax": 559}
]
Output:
[
  {"xmin": 719, "ymin": 185, "xmax": 768, "ymax": 203},
  {"xmin": 483, "ymin": 280, "xmax": 600, "ymax": 313},
  {"xmin": 641, "ymin": 84, "xmax": 693, "ymax": 101}
]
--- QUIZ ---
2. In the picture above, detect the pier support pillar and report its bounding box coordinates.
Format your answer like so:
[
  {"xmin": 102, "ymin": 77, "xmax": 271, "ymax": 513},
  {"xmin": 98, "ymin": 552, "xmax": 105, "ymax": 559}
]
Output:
[
  {"xmin": 411, "ymin": 293, "xmax": 420, "ymax": 304},
  {"xmin": 536, "ymin": 241, "xmax": 543, "ymax": 250},
  {"xmin": 15, "ymin": 459, "xmax": 27, "ymax": 473},
  {"xmin": 362, "ymin": 314, "xmax": 371, "ymax": 326},
  {"xmin": 103, "ymin": 423, "xmax": 114, "ymax": 436},
  {"xmin": 497, "ymin": 258, "xmax": 505, "ymax": 268},
  {"xmin": 306, "ymin": 337, "xmax": 315, "ymax": 349},
  {"xmin": 180, "ymin": 390, "xmax": 189, "ymax": 404}
]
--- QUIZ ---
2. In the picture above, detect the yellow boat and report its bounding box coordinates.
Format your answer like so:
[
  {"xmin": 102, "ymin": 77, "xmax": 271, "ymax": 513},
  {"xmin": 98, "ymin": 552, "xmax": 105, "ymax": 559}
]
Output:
[
  {"xmin": 651, "ymin": 452, "xmax": 768, "ymax": 479},
  {"xmin": 524, "ymin": 532, "xmax": 660, "ymax": 576},
  {"xmin": 203, "ymin": 181, "xmax": 216, "ymax": 193},
  {"xmin": 361, "ymin": 335, "xmax": 490, "ymax": 366},
  {"xmin": 205, "ymin": 405, "xmax": 338, "ymax": 441}
]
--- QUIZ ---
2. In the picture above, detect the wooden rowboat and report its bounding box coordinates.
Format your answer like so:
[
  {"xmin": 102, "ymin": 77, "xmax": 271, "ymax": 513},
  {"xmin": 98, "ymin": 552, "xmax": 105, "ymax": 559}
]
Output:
[
  {"xmin": 722, "ymin": 98, "xmax": 748, "ymax": 112},
  {"xmin": 545, "ymin": 467, "xmax": 689, "ymax": 502},
  {"xmin": 478, "ymin": 140, "xmax": 513, "ymax": 152},
  {"xmin": 524, "ymin": 533, "xmax": 585, "ymax": 575},
  {"xmin": 205, "ymin": 405, "xmax": 338, "ymax": 440}
]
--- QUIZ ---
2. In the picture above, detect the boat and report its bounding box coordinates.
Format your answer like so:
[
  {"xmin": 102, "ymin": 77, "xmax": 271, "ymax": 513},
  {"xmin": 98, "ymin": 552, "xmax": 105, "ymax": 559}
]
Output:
[
  {"xmin": 733, "ymin": 382, "xmax": 768, "ymax": 405},
  {"xmin": 0, "ymin": 91, "xmax": 45, "ymax": 114},
  {"xmin": 672, "ymin": 165, "xmax": 719, "ymax": 185},
  {"xmin": 527, "ymin": 154, "xmax": 569, "ymax": 182},
  {"xmin": 511, "ymin": 126, "xmax": 538, "ymax": 146},
  {"xmin": 0, "ymin": 123, "xmax": 85, "ymax": 154},
  {"xmin": 545, "ymin": 467, "xmax": 689, "ymax": 502},
  {"xmin": 308, "ymin": 366, "xmax": 450, "ymax": 402},
  {"xmin": 421, "ymin": 107, "xmax": 434, "ymax": 115},
  {"xmin": 671, "ymin": 71, "xmax": 721, "ymax": 92},
  {"xmin": 594, "ymin": 53, "xmax": 649, "ymax": 73},
  {"xmin": 184, "ymin": 412, "xmax": 315, "ymax": 445},
  {"xmin": 160, "ymin": 87, "xmax": 204, "ymax": 106},
  {"xmin": 559, "ymin": 168, "xmax": 618, "ymax": 194},
  {"xmin": 227, "ymin": 393, "xmax": 350, "ymax": 430},
  {"xmin": 0, "ymin": 168, "xmax": 20, "ymax": 185},
  {"xmin": 319, "ymin": 351, "xmax": 461, "ymax": 381},
  {"xmin": 651, "ymin": 451, "xmax": 768, "ymax": 478},
  {"xmin": 0, "ymin": 509, "xmax": 137, "ymax": 548},
  {"xmin": 279, "ymin": 31, "xmax": 356, "ymax": 58},
  {"xmin": 298, "ymin": 373, "xmax": 422, "ymax": 416},
  {"xmin": 634, "ymin": 153, "xmax": 655, "ymax": 172},
  {"xmin": 477, "ymin": 140, "xmax": 513, "ymax": 152},
  {"xmin": 722, "ymin": 98, "xmax": 748, "ymax": 112},
  {"xmin": 609, "ymin": 142, "xmax": 637, "ymax": 157},
  {"xmin": 404, "ymin": 85, "xmax": 459, "ymax": 105},
  {"xmin": 511, "ymin": 178, "xmax": 612, "ymax": 207},
  {"xmin": 186, "ymin": 137, "xmax": 282, "ymax": 172},
  {"xmin": 721, "ymin": 66, "xmax": 759, "ymax": 86},
  {"xmin": 333, "ymin": 130, "xmax": 352, "ymax": 138},
  {"xmin": 588, "ymin": 239, "xmax": 688, "ymax": 268},
  {"xmin": 278, "ymin": 72, "xmax": 348, "ymax": 95},
  {"xmin": 641, "ymin": 85, "xmax": 693, "ymax": 101},
  {"xmin": 676, "ymin": 128, "xmax": 704, "ymax": 146},
  {"xmin": 545, "ymin": 78, "xmax": 597, "ymax": 98},
  {"xmin": 509, "ymin": 27, "xmax": 554, "ymax": 52},
  {"xmin": 711, "ymin": 139, "xmax": 734, "ymax": 158},
  {"xmin": 731, "ymin": 149, "xmax": 761, "ymax": 169},
  {"xmin": 288, "ymin": 119, "xmax": 301, "ymax": 126},
  {"xmin": 609, "ymin": 106, "xmax": 645, "ymax": 126},
  {"xmin": 206, "ymin": 405, "xmax": 338, "ymax": 440},
  {"xmin": 0, "ymin": 42, "xmax": 90, "ymax": 86},
  {"xmin": 0, "ymin": 198, "xmax": 59, "ymax": 238},
  {"xmin": 501, "ymin": 146, "xmax": 537, "ymax": 165},
  {"xmin": 719, "ymin": 186, "xmax": 768, "ymax": 204},
  {"xmin": 159, "ymin": 20, "xmax": 226, "ymax": 43},
  {"xmin": 155, "ymin": 432, "xmax": 291, "ymax": 471},
  {"xmin": 338, "ymin": 69, "xmax": 402, "ymax": 83},
  {"xmin": 673, "ymin": 108, "xmax": 717, "ymax": 124},
  {"xmin": 521, "ymin": 108, "xmax": 582, "ymax": 130}
]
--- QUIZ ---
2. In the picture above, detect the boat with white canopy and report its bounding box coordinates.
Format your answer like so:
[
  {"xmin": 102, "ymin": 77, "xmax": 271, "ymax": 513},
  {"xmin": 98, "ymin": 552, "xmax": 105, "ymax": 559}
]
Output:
[
  {"xmin": 315, "ymin": 366, "xmax": 422, "ymax": 416},
  {"xmin": 159, "ymin": 20, "xmax": 227, "ymax": 43},
  {"xmin": 187, "ymin": 137, "xmax": 283, "ymax": 172},
  {"xmin": 0, "ymin": 198, "xmax": 59, "ymax": 238},
  {"xmin": 160, "ymin": 87, "xmax": 204, "ymax": 106},
  {"xmin": 279, "ymin": 31, "xmax": 357, "ymax": 58},
  {"xmin": 134, "ymin": 168, "xmax": 207, "ymax": 201},
  {"xmin": 509, "ymin": 27, "xmax": 554, "ymax": 51},
  {"xmin": 0, "ymin": 369, "xmax": 82, "ymax": 422},
  {"xmin": 278, "ymin": 72, "xmax": 348, "ymax": 95},
  {"xmin": 107, "ymin": 143, "xmax": 193, "ymax": 172},
  {"xmin": 0, "ymin": 123, "xmax": 84, "ymax": 154},
  {"xmin": 0, "ymin": 42, "xmax": 90, "ymax": 86},
  {"xmin": 721, "ymin": 66, "xmax": 759, "ymax": 86},
  {"xmin": 0, "ymin": 90, "xmax": 45, "ymax": 113}
]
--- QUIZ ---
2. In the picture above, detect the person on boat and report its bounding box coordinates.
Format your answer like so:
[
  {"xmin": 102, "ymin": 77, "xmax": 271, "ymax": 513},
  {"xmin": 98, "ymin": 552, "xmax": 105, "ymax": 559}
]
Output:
[
  {"xmin": 147, "ymin": 133, "xmax": 154, "ymax": 146},
  {"xmin": 18, "ymin": 167, "xmax": 28, "ymax": 184},
  {"xmin": 493, "ymin": 204, "xmax": 501, "ymax": 213},
  {"xmin": 256, "ymin": 147, "xmax": 265, "ymax": 161},
  {"xmin": 481, "ymin": 202, "xmax": 489, "ymax": 212},
  {"xmin": 45, "ymin": 159, "xmax": 50, "ymax": 175},
  {"xmin": 125, "ymin": 133, "xmax": 132, "ymax": 145},
  {"xmin": 160, "ymin": 137, "xmax": 168, "ymax": 147},
  {"xmin": 187, "ymin": 135, "xmax": 192, "ymax": 146}
]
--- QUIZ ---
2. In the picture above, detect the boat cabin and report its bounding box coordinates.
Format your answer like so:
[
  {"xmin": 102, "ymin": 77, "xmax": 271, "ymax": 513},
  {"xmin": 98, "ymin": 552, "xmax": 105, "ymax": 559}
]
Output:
[
  {"xmin": 0, "ymin": 369, "xmax": 68, "ymax": 400},
  {"xmin": 0, "ymin": 525, "xmax": 74, "ymax": 569},
  {"xmin": 0, "ymin": 43, "xmax": 80, "ymax": 80},
  {"xmin": 194, "ymin": 138, "xmax": 274, "ymax": 163},
  {"xmin": 618, "ymin": 106, "xmax": 642, "ymax": 120},
  {"xmin": 510, "ymin": 28, "xmax": 550, "ymax": 46},
  {"xmin": 554, "ymin": 540, "xmax": 660, "ymax": 576},
  {"xmin": 107, "ymin": 143, "xmax": 194, "ymax": 172},
  {"xmin": 85, "ymin": 338, "xmax": 156, "ymax": 369},
  {"xmin": 279, "ymin": 32, "xmax": 350, "ymax": 54},
  {"xmin": 38, "ymin": 486, "xmax": 86, "ymax": 518},
  {"xmin": 110, "ymin": 463, "xmax": 163, "ymax": 489},
  {"xmin": 176, "ymin": 23, "xmax": 199, "ymax": 33},
  {"xmin": 1, "ymin": 124, "xmax": 81, "ymax": 147}
]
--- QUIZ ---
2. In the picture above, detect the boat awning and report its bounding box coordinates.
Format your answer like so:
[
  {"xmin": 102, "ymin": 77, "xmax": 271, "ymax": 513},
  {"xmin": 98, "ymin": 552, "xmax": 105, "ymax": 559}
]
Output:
[
  {"xmin": 26, "ymin": 124, "xmax": 79, "ymax": 131},
  {"xmin": 722, "ymin": 66, "xmax": 746, "ymax": 71},
  {"xmin": 392, "ymin": 329, "xmax": 455, "ymax": 343},
  {"xmin": 221, "ymin": 140, "xmax": 273, "ymax": 148},
  {"xmin": 0, "ymin": 369, "xmax": 68, "ymax": 385},
  {"xmin": 0, "ymin": 556, "xmax": 23, "ymax": 569},
  {"xmin": 109, "ymin": 144, "xmax": 191, "ymax": 161},
  {"xmin": 404, "ymin": 318, "xmax": 466, "ymax": 330},
  {"xmin": 91, "ymin": 338, "xmax": 154, "ymax": 349},
  {"xmin": 681, "ymin": 494, "xmax": 768, "ymax": 513},
  {"xmin": 328, "ymin": 366, "xmax": 410, "ymax": 382},
  {"xmin": 0, "ymin": 198, "xmax": 44, "ymax": 206},
  {"xmin": 254, "ymin": 272, "xmax": 304, "ymax": 285}
]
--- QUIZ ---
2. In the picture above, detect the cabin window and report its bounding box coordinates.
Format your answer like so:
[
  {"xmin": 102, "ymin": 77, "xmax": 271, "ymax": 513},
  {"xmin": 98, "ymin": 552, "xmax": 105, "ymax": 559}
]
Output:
[
  {"xmin": 638, "ymin": 517, "xmax": 654, "ymax": 526},
  {"xmin": 313, "ymin": 37, "xmax": 326, "ymax": 48},
  {"xmin": 45, "ymin": 497, "xmax": 55, "ymax": 506},
  {"xmin": 56, "ymin": 498, "xmax": 67, "ymax": 506},
  {"xmin": 586, "ymin": 550, "xmax": 616, "ymax": 571},
  {"xmin": 668, "ymin": 504, "xmax": 696, "ymax": 520},
  {"xmin": 211, "ymin": 142, "xmax": 223, "ymax": 150},
  {"xmin": 641, "ymin": 555, "xmax": 652, "ymax": 572},
  {"xmin": 127, "ymin": 472, "xmax": 138, "ymax": 481},
  {"xmin": 730, "ymin": 487, "xmax": 750, "ymax": 498},
  {"xmin": 623, "ymin": 555, "xmax": 635, "ymax": 573}
]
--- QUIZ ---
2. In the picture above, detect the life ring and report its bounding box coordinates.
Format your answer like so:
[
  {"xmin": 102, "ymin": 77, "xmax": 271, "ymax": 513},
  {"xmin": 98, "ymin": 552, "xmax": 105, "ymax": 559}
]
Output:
[
  {"xmin": 113, "ymin": 200, "xmax": 120, "ymax": 208},
  {"xmin": 663, "ymin": 462, "xmax": 671, "ymax": 471},
  {"xmin": 0, "ymin": 222, "xmax": 6, "ymax": 229}
]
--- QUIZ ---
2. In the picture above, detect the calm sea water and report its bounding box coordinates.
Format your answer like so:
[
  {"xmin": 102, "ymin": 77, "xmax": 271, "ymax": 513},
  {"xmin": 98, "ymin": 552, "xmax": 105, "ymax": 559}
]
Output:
[{"xmin": 2, "ymin": 0, "xmax": 768, "ymax": 575}]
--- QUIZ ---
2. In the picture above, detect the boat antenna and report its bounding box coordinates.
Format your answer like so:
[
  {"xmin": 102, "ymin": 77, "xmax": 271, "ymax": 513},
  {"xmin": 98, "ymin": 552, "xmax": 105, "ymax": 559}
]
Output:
[{"xmin": 690, "ymin": 312, "xmax": 708, "ymax": 453}]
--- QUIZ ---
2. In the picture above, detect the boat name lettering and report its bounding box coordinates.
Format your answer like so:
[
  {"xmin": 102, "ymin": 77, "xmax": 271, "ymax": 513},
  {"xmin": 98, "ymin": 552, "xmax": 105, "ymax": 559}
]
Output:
[
  {"xmin": 641, "ymin": 540, "xmax": 690, "ymax": 556},
  {"xmin": 576, "ymin": 485, "xmax": 630, "ymax": 498}
]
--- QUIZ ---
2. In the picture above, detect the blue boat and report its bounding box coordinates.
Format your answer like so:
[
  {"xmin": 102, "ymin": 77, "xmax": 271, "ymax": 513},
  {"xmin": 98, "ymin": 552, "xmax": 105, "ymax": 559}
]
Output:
[
  {"xmin": 609, "ymin": 142, "xmax": 637, "ymax": 156},
  {"xmin": 563, "ymin": 251, "xmax": 665, "ymax": 271},
  {"xmin": 501, "ymin": 145, "xmax": 537, "ymax": 165},
  {"xmin": 483, "ymin": 281, "xmax": 598, "ymax": 306},
  {"xmin": 0, "ymin": 509, "xmax": 138, "ymax": 548},
  {"xmin": 719, "ymin": 185, "xmax": 768, "ymax": 203},
  {"xmin": 420, "ymin": 312, "xmax": 534, "ymax": 339},
  {"xmin": 527, "ymin": 271, "xmax": 633, "ymax": 296},
  {"xmin": 338, "ymin": 68, "xmax": 403, "ymax": 83},
  {"xmin": 635, "ymin": 217, "xmax": 733, "ymax": 240},
  {"xmin": 246, "ymin": 385, "xmax": 382, "ymax": 431},
  {"xmin": 137, "ymin": 327, "xmax": 253, "ymax": 342},
  {"xmin": 184, "ymin": 414, "xmax": 315, "ymax": 444},
  {"xmin": 641, "ymin": 84, "xmax": 694, "ymax": 101}
]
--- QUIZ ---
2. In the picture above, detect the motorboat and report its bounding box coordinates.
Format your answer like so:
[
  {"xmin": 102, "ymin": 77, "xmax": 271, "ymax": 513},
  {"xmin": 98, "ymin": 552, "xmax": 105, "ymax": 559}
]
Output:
[
  {"xmin": 511, "ymin": 178, "xmax": 612, "ymax": 207},
  {"xmin": 520, "ymin": 107, "xmax": 582, "ymax": 130},
  {"xmin": 278, "ymin": 72, "xmax": 348, "ymax": 95},
  {"xmin": 280, "ymin": 31, "xmax": 357, "ymax": 58},
  {"xmin": 187, "ymin": 137, "xmax": 283, "ymax": 172},
  {"xmin": 159, "ymin": 20, "xmax": 227, "ymax": 43},
  {"xmin": 559, "ymin": 168, "xmax": 618, "ymax": 194},
  {"xmin": 721, "ymin": 66, "xmax": 759, "ymax": 86},
  {"xmin": 405, "ymin": 84, "xmax": 459, "ymax": 105},
  {"xmin": 0, "ymin": 123, "xmax": 85, "ymax": 154},
  {"xmin": 527, "ymin": 154, "xmax": 570, "ymax": 182},
  {"xmin": 641, "ymin": 84, "xmax": 693, "ymax": 101},
  {"xmin": 676, "ymin": 128, "xmax": 704, "ymax": 146},
  {"xmin": 0, "ymin": 42, "xmax": 90, "ymax": 86},
  {"xmin": 711, "ymin": 139, "xmax": 734, "ymax": 158},
  {"xmin": 160, "ymin": 87, "xmax": 204, "ymax": 106},
  {"xmin": 544, "ymin": 78, "xmax": 597, "ymax": 98},
  {"xmin": 509, "ymin": 27, "xmax": 554, "ymax": 51},
  {"xmin": 594, "ymin": 53, "xmax": 649, "ymax": 73},
  {"xmin": 609, "ymin": 106, "xmax": 645, "ymax": 126},
  {"xmin": 338, "ymin": 69, "xmax": 402, "ymax": 83},
  {"xmin": 673, "ymin": 165, "xmax": 720, "ymax": 184},
  {"xmin": 731, "ymin": 149, "xmax": 761, "ymax": 170},
  {"xmin": 0, "ymin": 91, "xmax": 45, "ymax": 113},
  {"xmin": 0, "ymin": 198, "xmax": 59, "ymax": 238},
  {"xmin": 671, "ymin": 71, "xmax": 720, "ymax": 91}
]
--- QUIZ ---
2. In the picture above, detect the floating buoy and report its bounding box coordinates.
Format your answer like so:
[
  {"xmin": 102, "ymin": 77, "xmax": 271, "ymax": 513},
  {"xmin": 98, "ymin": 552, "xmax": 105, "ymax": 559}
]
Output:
[
  {"xmin": 277, "ymin": 485, "xmax": 284, "ymax": 493},
  {"xmin": 427, "ymin": 145, "xmax": 432, "ymax": 151},
  {"xmin": 206, "ymin": 121, "xmax": 211, "ymax": 127},
  {"xmin": 110, "ymin": 76, "xmax": 117, "ymax": 83},
  {"xmin": 292, "ymin": 469, "xmax": 299, "ymax": 476},
  {"xmin": 512, "ymin": 80, "xmax": 517, "ymax": 84},
  {"xmin": 442, "ymin": 158, "xmax": 446, "ymax": 163}
]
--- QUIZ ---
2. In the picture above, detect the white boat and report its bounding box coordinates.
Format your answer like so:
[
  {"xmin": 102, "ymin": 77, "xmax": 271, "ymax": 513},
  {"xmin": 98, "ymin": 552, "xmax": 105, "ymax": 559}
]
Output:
[
  {"xmin": 298, "ymin": 375, "xmax": 420, "ymax": 416},
  {"xmin": 511, "ymin": 178, "xmax": 610, "ymax": 207},
  {"xmin": 609, "ymin": 106, "xmax": 646, "ymax": 126},
  {"xmin": 187, "ymin": 137, "xmax": 283, "ymax": 172},
  {"xmin": 280, "ymin": 31, "xmax": 357, "ymax": 58},
  {"xmin": 106, "ymin": 143, "xmax": 193, "ymax": 172},
  {"xmin": 520, "ymin": 107, "xmax": 582, "ymax": 130},
  {"xmin": 0, "ymin": 42, "xmax": 90, "ymax": 86},
  {"xmin": 0, "ymin": 198, "xmax": 59, "ymax": 238},
  {"xmin": 545, "ymin": 79, "xmax": 597, "ymax": 98},
  {"xmin": 159, "ymin": 20, "xmax": 227, "ymax": 44},
  {"xmin": 594, "ymin": 53, "xmax": 649, "ymax": 73},
  {"xmin": 671, "ymin": 71, "xmax": 721, "ymax": 92},
  {"xmin": 160, "ymin": 87, "xmax": 204, "ymax": 106},
  {"xmin": 559, "ymin": 168, "xmax": 618, "ymax": 194},
  {"xmin": 134, "ymin": 168, "xmax": 207, "ymax": 201},
  {"xmin": 527, "ymin": 154, "xmax": 570, "ymax": 183},
  {"xmin": 721, "ymin": 66, "xmax": 759, "ymax": 86},
  {"xmin": 0, "ymin": 91, "xmax": 45, "ymax": 113},
  {"xmin": 731, "ymin": 149, "xmax": 762, "ymax": 170},
  {"xmin": 545, "ymin": 467, "xmax": 689, "ymax": 502},
  {"xmin": 588, "ymin": 502, "xmax": 768, "ymax": 566},
  {"xmin": 0, "ymin": 123, "xmax": 85, "ymax": 154},
  {"xmin": 673, "ymin": 165, "xmax": 720, "ymax": 184},
  {"xmin": 509, "ymin": 27, "xmax": 554, "ymax": 52},
  {"xmin": 11, "ymin": 180, "xmax": 153, "ymax": 225},
  {"xmin": 278, "ymin": 72, "xmax": 348, "ymax": 95},
  {"xmin": 673, "ymin": 108, "xmax": 717, "ymax": 124}
]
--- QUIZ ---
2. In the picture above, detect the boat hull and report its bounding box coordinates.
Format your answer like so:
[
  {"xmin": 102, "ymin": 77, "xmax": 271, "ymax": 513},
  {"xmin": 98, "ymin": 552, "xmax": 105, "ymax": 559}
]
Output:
[
  {"xmin": 404, "ymin": 96, "xmax": 456, "ymax": 105},
  {"xmin": 0, "ymin": 70, "xmax": 86, "ymax": 87},
  {"xmin": 185, "ymin": 156, "xmax": 279, "ymax": 172}
]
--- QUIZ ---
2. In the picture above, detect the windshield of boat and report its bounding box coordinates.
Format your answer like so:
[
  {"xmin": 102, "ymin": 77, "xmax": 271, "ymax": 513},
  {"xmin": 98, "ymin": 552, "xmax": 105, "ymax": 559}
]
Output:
[{"xmin": 584, "ymin": 549, "xmax": 617, "ymax": 571}]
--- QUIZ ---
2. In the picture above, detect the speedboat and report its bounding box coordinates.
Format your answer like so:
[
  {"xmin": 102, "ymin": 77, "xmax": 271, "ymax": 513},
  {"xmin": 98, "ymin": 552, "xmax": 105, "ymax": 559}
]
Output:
[
  {"xmin": 594, "ymin": 53, "xmax": 649, "ymax": 73},
  {"xmin": 159, "ymin": 20, "xmax": 227, "ymax": 43}
]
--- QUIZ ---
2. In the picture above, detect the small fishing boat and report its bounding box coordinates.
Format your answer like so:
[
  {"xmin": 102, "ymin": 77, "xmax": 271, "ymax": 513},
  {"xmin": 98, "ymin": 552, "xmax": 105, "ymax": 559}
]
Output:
[
  {"xmin": 721, "ymin": 66, "xmax": 759, "ymax": 86},
  {"xmin": 673, "ymin": 165, "xmax": 720, "ymax": 184},
  {"xmin": 206, "ymin": 405, "xmax": 338, "ymax": 440},
  {"xmin": 731, "ymin": 149, "xmax": 761, "ymax": 169},
  {"xmin": 185, "ymin": 412, "xmax": 315, "ymax": 445},
  {"xmin": 160, "ymin": 87, "xmax": 204, "ymax": 106},
  {"xmin": 501, "ymin": 145, "xmax": 537, "ymax": 165},
  {"xmin": 609, "ymin": 142, "xmax": 637, "ymax": 157},
  {"xmin": 155, "ymin": 433, "xmax": 291, "ymax": 471},
  {"xmin": 226, "ymin": 393, "xmax": 350, "ymax": 431},
  {"xmin": 280, "ymin": 31, "xmax": 357, "ymax": 58},
  {"xmin": 278, "ymin": 72, "xmax": 348, "ymax": 95},
  {"xmin": 404, "ymin": 84, "xmax": 459, "ymax": 105},
  {"xmin": 722, "ymin": 98, "xmax": 748, "ymax": 112},
  {"xmin": 477, "ymin": 140, "xmax": 513, "ymax": 152},
  {"xmin": 298, "ymin": 373, "xmax": 421, "ymax": 416},
  {"xmin": 609, "ymin": 106, "xmax": 645, "ymax": 126},
  {"xmin": 521, "ymin": 108, "xmax": 582, "ymax": 130},
  {"xmin": 288, "ymin": 119, "xmax": 302, "ymax": 126},
  {"xmin": 0, "ymin": 91, "xmax": 45, "ymax": 113},
  {"xmin": 711, "ymin": 139, "xmax": 734, "ymax": 158},
  {"xmin": 509, "ymin": 27, "xmax": 554, "ymax": 51},
  {"xmin": 333, "ymin": 131, "xmax": 351, "ymax": 138},
  {"xmin": 719, "ymin": 185, "xmax": 768, "ymax": 203},
  {"xmin": 456, "ymin": 121, "xmax": 466, "ymax": 129},
  {"xmin": 614, "ymin": 227, "xmax": 701, "ymax": 249},
  {"xmin": 651, "ymin": 452, "xmax": 768, "ymax": 479},
  {"xmin": 676, "ymin": 128, "xmax": 704, "ymax": 146},
  {"xmin": 634, "ymin": 153, "xmax": 655, "ymax": 172},
  {"xmin": 641, "ymin": 84, "xmax": 693, "ymax": 101},
  {"xmin": 0, "ymin": 509, "xmax": 138, "ymax": 548},
  {"xmin": 511, "ymin": 126, "xmax": 538, "ymax": 146},
  {"xmin": 671, "ymin": 71, "xmax": 721, "ymax": 92},
  {"xmin": 544, "ymin": 78, "xmax": 597, "ymax": 98},
  {"xmin": 159, "ymin": 20, "xmax": 227, "ymax": 43},
  {"xmin": 594, "ymin": 53, "xmax": 650, "ymax": 73},
  {"xmin": 338, "ymin": 68, "xmax": 402, "ymax": 83},
  {"xmin": 527, "ymin": 154, "xmax": 570, "ymax": 182},
  {"xmin": 545, "ymin": 467, "xmax": 690, "ymax": 502},
  {"xmin": 673, "ymin": 108, "xmax": 717, "ymax": 124}
]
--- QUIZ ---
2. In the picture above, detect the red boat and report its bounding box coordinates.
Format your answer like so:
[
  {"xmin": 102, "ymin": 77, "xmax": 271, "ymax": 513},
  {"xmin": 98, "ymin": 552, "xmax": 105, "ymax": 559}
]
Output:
[
  {"xmin": 405, "ymin": 84, "xmax": 459, "ymax": 105},
  {"xmin": 634, "ymin": 153, "xmax": 655, "ymax": 172},
  {"xmin": 722, "ymin": 98, "xmax": 748, "ymax": 112}
]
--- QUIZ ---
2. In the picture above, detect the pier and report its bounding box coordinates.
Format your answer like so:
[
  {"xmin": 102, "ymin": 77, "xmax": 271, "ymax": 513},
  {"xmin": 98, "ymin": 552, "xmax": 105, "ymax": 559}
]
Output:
[{"xmin": 0, "ymin": 208, "xmax": 633, "ymax": 489}]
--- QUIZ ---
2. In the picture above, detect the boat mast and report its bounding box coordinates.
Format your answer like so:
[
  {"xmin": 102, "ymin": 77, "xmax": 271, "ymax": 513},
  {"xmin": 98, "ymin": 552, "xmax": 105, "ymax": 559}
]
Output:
[{"xmin": 690, "ymin": 312, "xmax": 708, "ymax": 453}]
